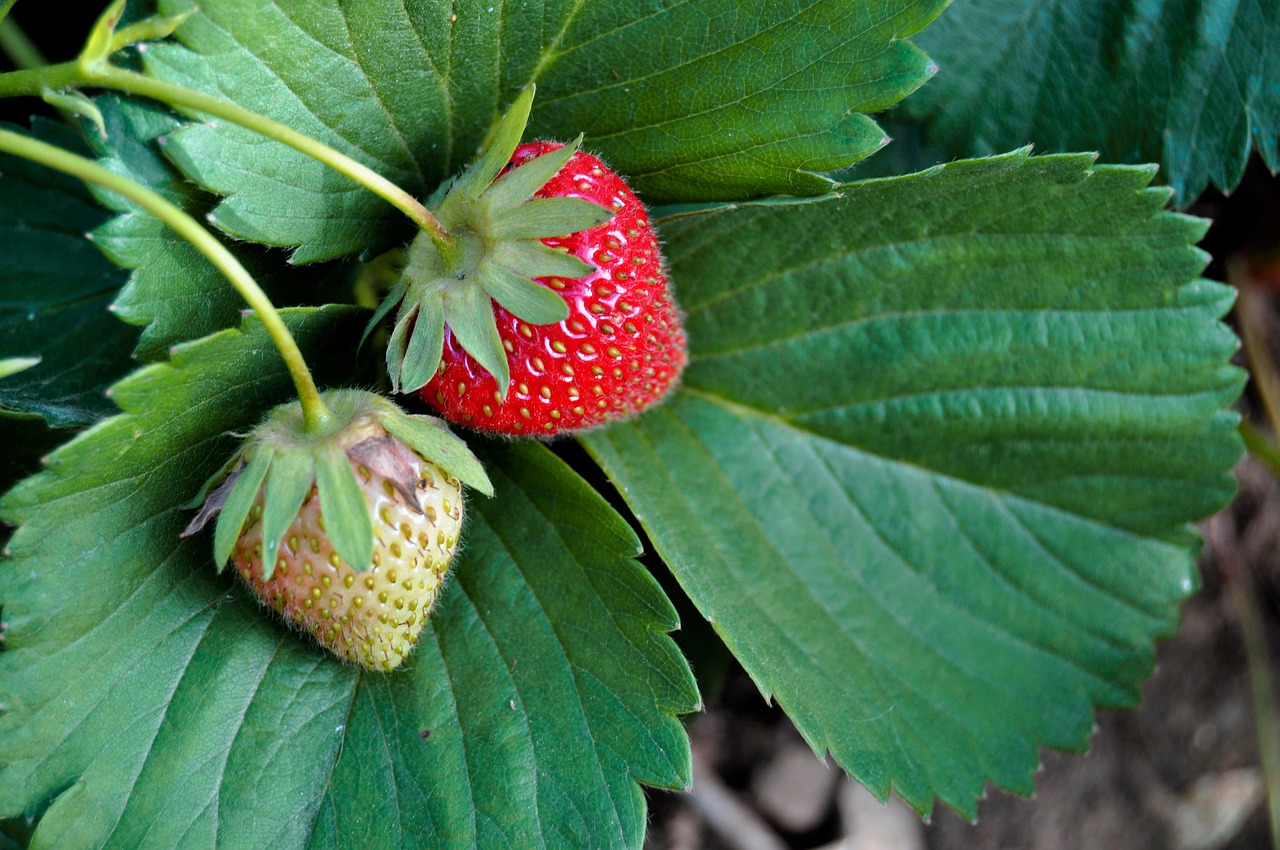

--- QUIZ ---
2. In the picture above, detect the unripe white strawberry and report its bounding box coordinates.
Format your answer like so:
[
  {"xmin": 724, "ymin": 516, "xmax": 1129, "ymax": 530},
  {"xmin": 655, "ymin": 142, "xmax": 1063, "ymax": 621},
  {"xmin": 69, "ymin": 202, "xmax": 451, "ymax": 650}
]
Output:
[{"xmin": 185, "ymin": 390, "xmax": 490, "ymax": 670}]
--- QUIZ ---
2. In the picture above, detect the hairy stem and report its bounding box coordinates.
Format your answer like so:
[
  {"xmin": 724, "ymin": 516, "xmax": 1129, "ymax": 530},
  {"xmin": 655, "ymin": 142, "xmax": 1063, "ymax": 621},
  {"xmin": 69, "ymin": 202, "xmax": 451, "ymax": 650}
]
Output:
[
  {"xmin": 0, "ymin": 0, "xmax": 19, "ymax": 30},
  {"xmin": 0, "ymin": 127, "xmax": 334, "ymax": 432}
]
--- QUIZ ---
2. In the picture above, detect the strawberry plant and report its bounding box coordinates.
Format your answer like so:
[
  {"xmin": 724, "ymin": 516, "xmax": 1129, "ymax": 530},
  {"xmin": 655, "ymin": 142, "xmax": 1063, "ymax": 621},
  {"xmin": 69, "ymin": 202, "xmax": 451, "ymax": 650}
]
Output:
[{"xmin": 0, "ymin": 0, "xmax": 1260, "ymax": 847}]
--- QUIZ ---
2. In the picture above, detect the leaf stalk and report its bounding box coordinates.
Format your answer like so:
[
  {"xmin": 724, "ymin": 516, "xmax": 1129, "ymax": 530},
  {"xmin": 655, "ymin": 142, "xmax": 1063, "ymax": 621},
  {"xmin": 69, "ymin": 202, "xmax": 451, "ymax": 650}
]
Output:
[
  {"xmin": 0, "ymin": 50, "xmax": 459, "ymax": 266},
  {"xmin": 0, "ymin": 128, "xmax": 334, "ymax": 432}
]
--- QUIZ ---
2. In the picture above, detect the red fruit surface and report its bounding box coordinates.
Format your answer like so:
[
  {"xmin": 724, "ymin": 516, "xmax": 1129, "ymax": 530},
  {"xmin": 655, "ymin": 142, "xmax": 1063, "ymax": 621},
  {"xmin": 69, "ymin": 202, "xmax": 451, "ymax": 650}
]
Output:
[{"xmin": 419, "ymin": 142, "xmax": 687, "ymax": 435}]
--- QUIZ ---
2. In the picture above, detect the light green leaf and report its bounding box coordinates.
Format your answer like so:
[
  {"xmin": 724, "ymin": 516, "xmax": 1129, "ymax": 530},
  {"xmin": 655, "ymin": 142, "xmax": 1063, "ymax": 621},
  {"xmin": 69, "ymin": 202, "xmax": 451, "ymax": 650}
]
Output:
[
  {"xmin": 259, "ymin": 448, "xmax": 316, "ymax": 578},
  {"xmin": 479, "ymin": 262, "xmax": 571, "ymax": 325},
  {"xmin": 397, "ymin": 294, "xmax": 446, "ymax": 394},
  {"xmin": 0, "ymin": 119, "xmax": 137, "ymax": 426},
  {"xmin": 482, "ymin": 138, "xmax": 580, "ymax": 210},
  {"xmin": 145, "ymin": 0, "xmax": 946, "ymax": 259},
  {"xmin": 313, "ymin": 442, "xmax": 374, "ymax": 570},
  {"xmin": 906, "ymin": 0, "xmax": 1280, "ymax": 206},
  {"xmin": 444, "ymin": 282, "xmax": 509, "ymax": 394},
  {"xmin": 456, "ymin": 84, "xmax": 535, "ymax": 200},
  {"xmin": 369, "ymin": 399, "xmax": 494, "ymax": 496},
  {"xmin": 488, "ymin": 197, "xmax": 613, "ymax": 240},
  {"xmin": 0, "ymin": 358, "xmax": 40, "ymax": 380},
  {"xmin": 583, "ymin": 152, "xmax": 1242, "ymax": 815},
  {"xmin": 0, "ymin": 314, "xmax": 695, "ymax": 847},
  {"xmin": 212, "ymin": 445, "xmax": 272, "ymax": 570},
  {"xmin": 492, "ymin": 238, "xmax": 594, "ymax": 280}
]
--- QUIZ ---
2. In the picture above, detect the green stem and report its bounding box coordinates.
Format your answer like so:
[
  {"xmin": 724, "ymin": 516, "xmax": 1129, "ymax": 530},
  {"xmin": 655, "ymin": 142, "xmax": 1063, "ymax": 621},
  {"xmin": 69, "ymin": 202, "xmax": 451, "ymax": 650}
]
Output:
[
  {"xmin": 1241, "ymin": 421, "xmax": 1280, "ymax": 479},
  {"xmin": 0, "ymin": 15, "xmax": 44, "ymax": 70},
  {"xmin": 86, "ymin": 63, "xmax": 460, "ymax": 265},
  {"xmin": 1222, "ymin": 554, "xmax": 1280, "ymax": 850},
  {"xmin": 0, "ymin": 59, "xmax": 81, "ymax": 98},
  {"xmin": 0, "ymin": 127, "xmax": 333, "ymax": 432},
  {"xmin": 0, "ymin": 0, "xmax": 19, "ymax": 30},
  {"xmin": 0, "ymin": 56, "xmax": 459, "ymax": 267}
]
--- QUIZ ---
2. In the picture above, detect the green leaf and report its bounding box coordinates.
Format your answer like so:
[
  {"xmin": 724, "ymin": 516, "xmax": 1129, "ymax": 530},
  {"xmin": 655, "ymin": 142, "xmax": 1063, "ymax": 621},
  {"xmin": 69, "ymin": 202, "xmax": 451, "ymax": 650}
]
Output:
[
  {"xmin": 0, "ymin": 413, "xmax": 68, "ymax": 498},
  {"xmin": 88, "ymin": 96, "xmax": 354, "ymax": 360},
  {"xmin": 456, "ymin": 84, "xmax": 535, "ymax": 200},
  {"xmin": 0, "ymin": 316, "xmax": 695, "ymax": 846},
  {"xmin": 0, "ymin": 357, "xmax": 40, "ymax": 379},
  {"xmin": 0, "ymin": 119, "xmax": 137, "ymax": 426},
  {"xmin": 0, "ymin": 307, "xmax": 361, "ymax": 850},
  {"xmin": 313, "ymin": 442, "xmax": 374, "ymax": 570},
  {"xmin": 905, "ymin": 0, "xmax": 1280, "ymax": 206},
  {"xmin": 369, "ymin": 399, "xmax": 494, "ymax": 496},
  {"xmin": 314, "ymin": 440, "xmax": 697, "ymax": 848},
  {"xmin": 582, "ymin": 152, "xmax": 1242, "ymax": 815},
  {"xmin": 145, "ymin": 0, "xmax": 946, "ymax": 259},
  {"xmin": 491, "ymin": 239, "xmax": 594, "ymax": 280}
]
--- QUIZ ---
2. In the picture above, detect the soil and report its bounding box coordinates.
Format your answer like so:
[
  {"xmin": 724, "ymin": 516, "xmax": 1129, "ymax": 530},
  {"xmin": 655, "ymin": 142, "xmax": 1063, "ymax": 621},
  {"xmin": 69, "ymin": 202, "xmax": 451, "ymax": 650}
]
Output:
[{"xmin": 643, "ymin": 454, "xmax": 1278, "ymax": 850}]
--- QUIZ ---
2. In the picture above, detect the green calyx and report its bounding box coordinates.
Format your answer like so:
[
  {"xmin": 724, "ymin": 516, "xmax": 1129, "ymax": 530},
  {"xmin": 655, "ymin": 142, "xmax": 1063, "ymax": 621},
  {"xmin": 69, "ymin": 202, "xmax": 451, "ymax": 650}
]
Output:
[
  {"xmin": 183, "ymin": 389, "xmax": 492, "ymax": 580},
  {"xmin": 374, "ymin": 85, "xmax": 614, "ymax": 397}
]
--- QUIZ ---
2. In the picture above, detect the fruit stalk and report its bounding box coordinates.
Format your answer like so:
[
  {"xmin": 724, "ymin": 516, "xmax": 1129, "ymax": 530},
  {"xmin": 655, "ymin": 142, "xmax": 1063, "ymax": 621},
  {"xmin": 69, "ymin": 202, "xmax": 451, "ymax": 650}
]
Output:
[
  {"xmin": 81, "ymin": 64, "xmax": 460, "ymax": 267},
  {"xmin": 0, "ymin": 128, "xmax": 333, "ymax": 432},
  {"xmin": 0, "ymin": 5, "xmax": 460, "ymax": 266}
]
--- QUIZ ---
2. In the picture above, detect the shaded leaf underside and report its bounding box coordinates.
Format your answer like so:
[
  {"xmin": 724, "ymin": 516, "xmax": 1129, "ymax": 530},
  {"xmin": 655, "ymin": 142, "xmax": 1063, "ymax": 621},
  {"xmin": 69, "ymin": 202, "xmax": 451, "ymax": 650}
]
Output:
[
  {"xmin": 145, "ymin": 0, "xmax": 946, "ymax": 261},
  {"xmin": 584, "ymin": 151, "xmax": 1242, "ymax": 816},
  {"xmin": 0, "ymin": 309, "xmax": 696, "ymax": 849},
  {"xmin": 906, "ymin": 0, "xmax": 1280, "ymax": 206},
  {"xmin": 0, "ymin": 120, "xmax": 136, "ymax": 426}
]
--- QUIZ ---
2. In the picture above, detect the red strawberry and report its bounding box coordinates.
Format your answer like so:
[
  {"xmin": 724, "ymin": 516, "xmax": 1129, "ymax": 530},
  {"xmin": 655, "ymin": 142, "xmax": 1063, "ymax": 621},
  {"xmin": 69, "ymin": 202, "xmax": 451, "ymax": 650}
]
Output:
[
  {"xmin": 184, "ymin": 390, "xmax": 491, "ymax": 670},
  {"xmin": 378, "ymin": 86, "xmax": 687, "ymax": 437},
  {"xmin": 421, "ymin": 142, "xmax": 685, "ymax": 434}
]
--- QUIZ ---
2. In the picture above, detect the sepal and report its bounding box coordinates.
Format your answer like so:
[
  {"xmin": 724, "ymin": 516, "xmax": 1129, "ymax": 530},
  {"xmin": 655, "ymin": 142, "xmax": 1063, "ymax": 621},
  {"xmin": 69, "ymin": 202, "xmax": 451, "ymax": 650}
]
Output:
[
  {"xmin": 183, "ymin": 389, "xmax": 490, "ymax": 576},
  {"xmin": 382, "ymin": 87, "xmax": 613, "ymax": 396},
  {"xmin": 444, "ymin": 282, "xmax": 510, "ymax": 395}
]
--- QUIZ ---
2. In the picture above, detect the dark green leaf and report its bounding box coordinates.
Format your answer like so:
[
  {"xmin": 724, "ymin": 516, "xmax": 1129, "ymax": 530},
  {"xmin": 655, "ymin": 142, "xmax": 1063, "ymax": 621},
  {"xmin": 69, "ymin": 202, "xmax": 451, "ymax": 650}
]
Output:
[
  {"xmin": 583, "ymin": 152, "xmax": 1242, "ymax": 815},
  {"xmin": 313, "ymin": 440, "xmax": 697, "ymax": 848},
  {"xmin": 0, "ymin": 307, "xmax": 362, "ymax": 850},
  {"xmin": 145, "ymin": 0, "xmax": 946, "ymax": 259},
  {"xmin": 0, "ymin": 119, "xmax": 137, "ymax": 426},
  {"xmin": 906, "ymin": 0, "xmax": 1280, "ymax": 206},
  {"xmin": 0, "ymin": 314, "xmax": 695, "ymax": 847}
]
